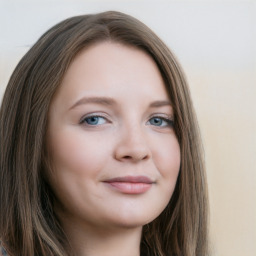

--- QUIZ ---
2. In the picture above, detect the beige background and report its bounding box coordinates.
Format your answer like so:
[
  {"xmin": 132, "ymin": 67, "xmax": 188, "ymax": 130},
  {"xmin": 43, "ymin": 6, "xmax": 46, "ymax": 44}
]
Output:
[{"xmin": 0, "ymin": 0, "xmax": 255, "ymax": 255}]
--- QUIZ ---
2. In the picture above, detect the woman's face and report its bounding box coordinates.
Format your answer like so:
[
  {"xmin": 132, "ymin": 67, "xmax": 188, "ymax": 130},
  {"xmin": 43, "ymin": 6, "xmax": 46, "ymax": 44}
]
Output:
[{"xmin": 46, "ymin": 42, "xmax": 180, "ymax": 230}]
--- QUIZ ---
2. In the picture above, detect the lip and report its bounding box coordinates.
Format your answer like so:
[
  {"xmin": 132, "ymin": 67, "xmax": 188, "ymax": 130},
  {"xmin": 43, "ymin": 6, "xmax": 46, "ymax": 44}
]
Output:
[{"xmin": 103, "ymin": 176, "xmax": 155, "ymax": 194}]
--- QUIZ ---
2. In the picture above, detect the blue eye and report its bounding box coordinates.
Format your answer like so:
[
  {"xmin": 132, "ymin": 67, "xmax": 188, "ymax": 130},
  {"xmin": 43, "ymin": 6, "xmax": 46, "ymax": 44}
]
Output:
[
  {"xmin": 148, "ymin": 117, "xmax": 173, "ymax": 127},
  {"xmin": 81, "ymin": 116, "xmax": 107, "ymax": 126}
]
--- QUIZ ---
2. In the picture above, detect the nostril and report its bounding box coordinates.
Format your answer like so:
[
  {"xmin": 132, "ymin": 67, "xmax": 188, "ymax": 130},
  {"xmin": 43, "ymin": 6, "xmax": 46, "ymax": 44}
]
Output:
[
  {"xmin": 114, "ymin": 142, "xmax": 151, "ymax": 162},
  {"xmin": 142, "ymin": 155, "xmax": 149, "ymax": 160},
  {"xmin": 123, "ymin": 155, "xmax": 132, "ymax": 159}
]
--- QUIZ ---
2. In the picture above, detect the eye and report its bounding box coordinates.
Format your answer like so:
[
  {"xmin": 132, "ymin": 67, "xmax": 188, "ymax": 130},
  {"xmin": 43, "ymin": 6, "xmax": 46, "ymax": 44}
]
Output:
[
  {"xmin": 147, "ymin": 116, "xmax": 174, "ymax": 127},
  {"xmin": 80, "ymin": 115, "xmax": 107, "ymax": 126}
]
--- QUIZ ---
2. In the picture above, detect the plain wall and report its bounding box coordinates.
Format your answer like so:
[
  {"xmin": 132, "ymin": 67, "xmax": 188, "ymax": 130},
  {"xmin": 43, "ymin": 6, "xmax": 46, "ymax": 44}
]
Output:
[{"xmin": 0, "ymin": 0, "xmax": 255, "ymax": 255}]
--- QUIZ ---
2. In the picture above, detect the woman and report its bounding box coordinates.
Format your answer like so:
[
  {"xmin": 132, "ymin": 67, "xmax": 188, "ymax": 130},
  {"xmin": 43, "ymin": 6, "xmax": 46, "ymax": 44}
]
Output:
[{"xmin": 0, "ymin": 11, "xmax": 209, "ymax": 256}]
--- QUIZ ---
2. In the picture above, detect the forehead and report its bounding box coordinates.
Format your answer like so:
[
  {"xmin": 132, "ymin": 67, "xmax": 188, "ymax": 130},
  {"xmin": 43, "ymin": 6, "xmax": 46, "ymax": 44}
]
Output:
[{"xmin": 53, "ymin": 41, "xmax": 169, "ymax": 106}]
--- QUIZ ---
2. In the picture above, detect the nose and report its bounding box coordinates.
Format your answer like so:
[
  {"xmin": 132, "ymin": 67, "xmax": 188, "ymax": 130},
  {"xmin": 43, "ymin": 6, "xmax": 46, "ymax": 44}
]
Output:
[{"xmin": 114, "ymin": 125, "xmax": 151, "ymax": 162}]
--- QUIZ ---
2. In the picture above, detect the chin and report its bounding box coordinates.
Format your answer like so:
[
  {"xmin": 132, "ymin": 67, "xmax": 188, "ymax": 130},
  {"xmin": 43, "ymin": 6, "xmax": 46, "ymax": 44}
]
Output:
[{"xmin": 106, "ymin": 211, "xmax": 159, "ymax": 230}]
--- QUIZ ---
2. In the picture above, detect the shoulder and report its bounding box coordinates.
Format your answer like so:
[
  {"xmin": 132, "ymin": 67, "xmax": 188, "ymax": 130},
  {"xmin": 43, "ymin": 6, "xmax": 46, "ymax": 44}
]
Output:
[{"xmin": 0, "ymin": 245, "xmax": 8, "ymax": 256}]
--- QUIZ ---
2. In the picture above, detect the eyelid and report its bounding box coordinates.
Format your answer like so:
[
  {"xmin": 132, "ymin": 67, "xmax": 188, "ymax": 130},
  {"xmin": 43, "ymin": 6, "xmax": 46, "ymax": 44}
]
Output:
[
  {"xmin": 149, "ymin": 113, "xmax": 174, "ymax": 121},
  {"xmin": 147, "ymin": 114, "xmax": 174, "ymax": 127},
  {"xmin": 79, "ymin": 112, "xmax": 110, "ymax": 124}
]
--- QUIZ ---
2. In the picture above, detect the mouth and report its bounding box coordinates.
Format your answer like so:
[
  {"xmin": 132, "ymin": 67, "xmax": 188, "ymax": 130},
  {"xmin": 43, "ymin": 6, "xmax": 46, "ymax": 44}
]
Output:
[{"xmin": 103, "ymin": 176, "xmax": 155, "ymax": 194}]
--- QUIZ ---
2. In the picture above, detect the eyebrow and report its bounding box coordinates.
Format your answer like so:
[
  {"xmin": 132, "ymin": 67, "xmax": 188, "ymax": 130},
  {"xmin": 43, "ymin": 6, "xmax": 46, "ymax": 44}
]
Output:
[
  {"xmin": 69, "ymin": 96, "xmax": 172, "ymax": 110},
  {"xmin": 69, "ymin": 96, "xmax": 116, "ymax": 110},
  {"xmin": 149, "ymin": 100, "xmax": 172, "ymax": 108}
]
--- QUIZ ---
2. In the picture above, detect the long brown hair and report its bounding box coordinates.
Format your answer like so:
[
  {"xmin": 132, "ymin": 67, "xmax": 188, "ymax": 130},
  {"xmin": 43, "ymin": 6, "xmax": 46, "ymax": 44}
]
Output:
[{"xmin": 0, "ymin": 11, "xmax": 208, "ymax": 256}]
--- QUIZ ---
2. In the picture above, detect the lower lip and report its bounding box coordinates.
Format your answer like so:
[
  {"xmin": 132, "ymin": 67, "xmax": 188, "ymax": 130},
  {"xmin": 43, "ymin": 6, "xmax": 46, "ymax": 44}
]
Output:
[{"xmin": 104, "ymin": 182, "xmax": 152, "ymax": 194}]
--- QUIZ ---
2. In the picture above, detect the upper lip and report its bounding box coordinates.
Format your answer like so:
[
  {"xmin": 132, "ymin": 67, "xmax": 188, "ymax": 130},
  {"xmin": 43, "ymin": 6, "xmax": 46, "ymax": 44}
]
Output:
[{"xmin": 103, "ymin": 175, "xmax": 154, "ymax": 184}]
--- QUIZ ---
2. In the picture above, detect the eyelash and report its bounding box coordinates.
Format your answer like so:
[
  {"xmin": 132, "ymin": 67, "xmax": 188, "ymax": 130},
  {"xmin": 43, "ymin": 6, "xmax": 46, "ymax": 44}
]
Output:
[
  {"xmin": 147, "ymin": 116, "xmax": 174, "ymax": 127},
  {"xmin": 80, "ymin": 114, "xmax": 174, "ymax": 128},
  {"xmin": 80, "ymin": 114, "xmax": 108, "ymax": 126}
]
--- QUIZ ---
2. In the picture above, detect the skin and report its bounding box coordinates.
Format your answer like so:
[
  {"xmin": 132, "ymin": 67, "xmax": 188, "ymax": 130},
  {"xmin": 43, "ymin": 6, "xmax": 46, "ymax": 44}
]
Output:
[{"xmin": 46, "ymin": 42, "xmax": 180, "ymax": 256}]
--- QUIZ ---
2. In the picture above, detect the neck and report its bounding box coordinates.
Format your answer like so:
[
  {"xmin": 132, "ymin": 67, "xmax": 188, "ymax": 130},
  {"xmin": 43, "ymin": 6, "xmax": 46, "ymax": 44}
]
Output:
[{"xmin": 61, "ymin": 218, "xmax": 142, "ymax": 256}]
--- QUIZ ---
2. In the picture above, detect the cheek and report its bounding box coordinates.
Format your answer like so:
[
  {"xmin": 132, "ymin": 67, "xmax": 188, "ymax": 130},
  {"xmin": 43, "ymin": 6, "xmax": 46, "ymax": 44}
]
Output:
[
  {"xmin": 154, "ymin": 136, "xmax": 180, "ymax": 175},
  {"xmin": 152, "ymin": 135, "xmax": 180, "ymax": 196},
  {"xmin": 48, "ymin": 130, "xmax": 109, "ymax": 177},
  {"xmin": 46, "ymin": 130, "xmax": 111, "ymax": 212}
]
